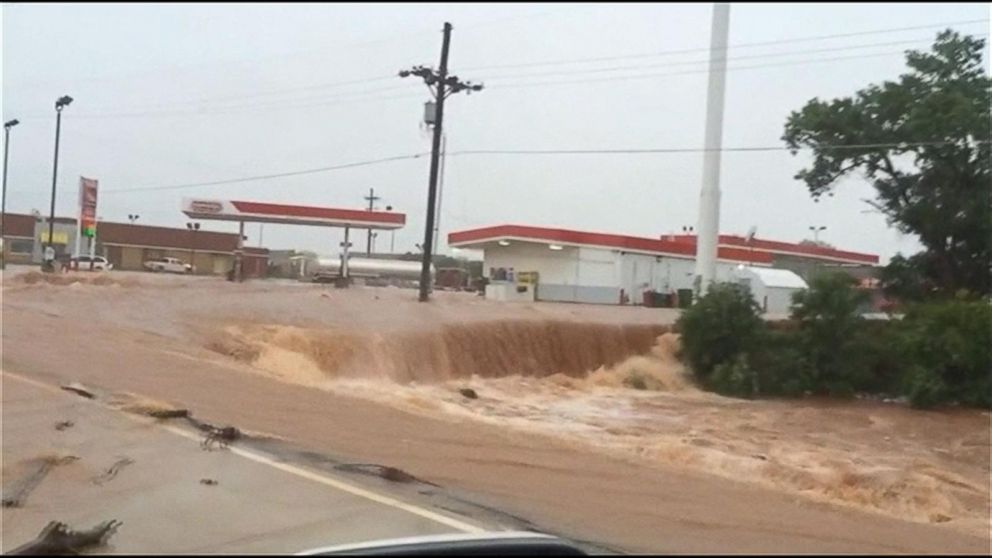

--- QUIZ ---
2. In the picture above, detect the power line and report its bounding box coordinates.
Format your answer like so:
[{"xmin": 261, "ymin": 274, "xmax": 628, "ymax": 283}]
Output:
[
  {"xmin": 98, "ymin": 75, "xmax": 401, "ymax": 112},
  {"xmin": 483, "ymin": 35, "xmax": 983, "ymax": 82},
  {"xmin": 492, "ymin": 49, "xmax": 917, "ymax": 89},
  {"xmin": 102, "ymin": 153, "xmax": 428, "ymax": 194},
  {"xmin": 23, "ymin": 41, "xmax": 966, "ymax": 121},
  {"xmin": 464, "ymin": 18, "xmax": 989, "ymax": 72},
  {"xmin": 50, "ymin": 19, "xmax": 986, "ymax": 116},
  {"xmin": 99, "ymin": 140, "xmax": 984, "ymax": 196},
  {"xmin": 22, "ymin": 89, "xmax": 425, "ymax": 120},
  {"xmin": 447, "ymin": 140, "xmax": 986, "ymax": 157}
]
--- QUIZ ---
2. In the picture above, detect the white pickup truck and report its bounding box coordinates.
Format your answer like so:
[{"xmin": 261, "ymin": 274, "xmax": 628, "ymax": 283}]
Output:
[{"xmin": 143, "ymin": 257, "xmax": 194, "ymax": 274}]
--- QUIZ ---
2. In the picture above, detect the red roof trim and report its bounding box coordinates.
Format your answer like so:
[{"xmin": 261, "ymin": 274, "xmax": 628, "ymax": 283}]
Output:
[
  {"xmin": 230, "ymin": 201, "xmax": 404, "ymax": 225},
  {"xmin": 669, "ymin": 233, "xmax": 878, "ymax": 264},
  {"xmin": 718, "ymin": 235, "xmax": 878, "ymax": 264},
  {"xmin": 448, "ymin": 225, "xmax": 774, "ymax": 264}
]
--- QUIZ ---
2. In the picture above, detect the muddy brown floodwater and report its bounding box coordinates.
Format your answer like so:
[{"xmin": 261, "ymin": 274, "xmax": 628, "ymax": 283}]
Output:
[{"xmin": 3, "ymin": 269, "xmax": 990, "ymax": 553}]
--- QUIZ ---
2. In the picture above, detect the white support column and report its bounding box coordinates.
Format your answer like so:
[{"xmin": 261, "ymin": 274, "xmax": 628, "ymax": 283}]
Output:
[
  {"xmin": 235, "ymin": 220, "xmax": 245, "ymax": 282},
  {"xmin": 341, "ymin": 226, "xmax": 350, "ymax": 280},
  {"xmin": 693, "ymin": 2, "xmax": 731, "ymax": 297}
]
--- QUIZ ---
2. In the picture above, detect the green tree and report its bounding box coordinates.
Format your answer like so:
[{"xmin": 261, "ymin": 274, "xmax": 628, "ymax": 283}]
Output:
[
  {"xmin": 783, "ymin": 31, "xmax": 991, "ymax": 299},
  {"xmin": 676, "ymin": 283, "xmax": 766, "ymax": 384}
]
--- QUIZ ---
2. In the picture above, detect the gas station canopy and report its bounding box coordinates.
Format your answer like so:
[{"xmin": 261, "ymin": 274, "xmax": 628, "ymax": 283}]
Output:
[{"xmin": 181, "ymin": 198, "xmax": 405, "ymax": 230}]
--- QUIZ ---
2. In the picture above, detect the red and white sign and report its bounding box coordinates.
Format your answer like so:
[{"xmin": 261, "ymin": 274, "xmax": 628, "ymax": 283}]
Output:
[
  {"xmin": 181, "ymin": 198, "xmax": 406, "ymax": 230},
  {"xmin": 79, "ymin": 177, "xmax": 99, "ymax": 237}
]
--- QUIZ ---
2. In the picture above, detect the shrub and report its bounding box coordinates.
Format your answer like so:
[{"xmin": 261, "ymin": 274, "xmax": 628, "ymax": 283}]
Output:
[
  {"xmin": 790, "ymin": 272, "xmax": 872, "ymax": 396},
  {"xmin": 749, "ymin": 328, "xmax": 814, "ymax": 397},
  {"xmin": 676, "ymin": 283, "xmax": 766, "ymax": 384},
  {"xmin": 895, "ymin": 300, "xmax": 991, "ymax": 408},
  {"xmin": 903, "ymin": 365, "xmax": 949, "ymax": 409},
  {"xmin": 710, "ymin": 354, "xmax": 760, "ymax": 398}
]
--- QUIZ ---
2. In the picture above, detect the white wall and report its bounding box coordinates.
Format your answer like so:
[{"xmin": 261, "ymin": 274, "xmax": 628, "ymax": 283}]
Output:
[
  {"xmin": 618, "ymin": 253, "xmax": 733, "ymax": 297},
  {"xmin": 731, "ymin": 267, "xmax": 803, "ymax": 315},
  {"xmin": 484, "ymin": 242, "xmax": 774, "ymax": 306},
  {"xmin": 763, "ymin": 287, "xmax": 797, "ymax": 315},
  {"xmin": 485, "ymin": 282, "xmax": 536, "ymax": 303},
  {"xmin": 577, "ymin": 247, "xmax": 619, "ymax": 287},
  {"xmin": 484, "ymin": 243, "xmax": 578, "ymax": 285}
]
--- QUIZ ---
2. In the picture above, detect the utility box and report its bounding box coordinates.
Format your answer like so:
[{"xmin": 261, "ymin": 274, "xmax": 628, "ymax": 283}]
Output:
[{"xmin": 423, "ymin": 101, "xmax": 437, "ymax": 126}]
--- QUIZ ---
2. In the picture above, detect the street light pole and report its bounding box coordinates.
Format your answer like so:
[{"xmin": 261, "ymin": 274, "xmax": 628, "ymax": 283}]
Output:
[
  {"xmin": 186, "ymin": 222, "xmax": 200, "ymax": 273},
  {"xmin": 45, "ymin": 96, "xmax": 72, "ymax": 271},
  {"xmin": 2, "ymin": 118, "xmax": 20, "ymax": 271}
]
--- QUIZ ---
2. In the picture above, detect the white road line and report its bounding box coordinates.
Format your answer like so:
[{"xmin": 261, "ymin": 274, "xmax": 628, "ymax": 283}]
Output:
[{"xmin": 1, "ymin": 370, "xmax": 486, "ymax": 534}]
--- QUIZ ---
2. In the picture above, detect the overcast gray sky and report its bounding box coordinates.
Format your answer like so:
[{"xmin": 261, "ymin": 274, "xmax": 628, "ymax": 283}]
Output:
[{"xmin": 2, "ymin": 2, "xmax": 989, "ymax": 261}]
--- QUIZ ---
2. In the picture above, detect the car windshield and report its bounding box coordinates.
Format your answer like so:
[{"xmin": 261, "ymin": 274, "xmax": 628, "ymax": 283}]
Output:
[{"xmin": 1, "ymin": 3, "xmax": 989, "ymax": 557}]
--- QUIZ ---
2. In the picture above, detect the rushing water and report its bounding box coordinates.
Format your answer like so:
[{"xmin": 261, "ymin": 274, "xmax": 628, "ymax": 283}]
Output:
[{"xmin": 207, "ymin": 320, "xmax": 992, "ymax": 537}]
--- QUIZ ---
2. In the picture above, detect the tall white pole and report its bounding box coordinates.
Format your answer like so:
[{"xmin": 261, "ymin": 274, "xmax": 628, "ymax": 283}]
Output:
[{"xmin": 693, "ymin": 2, "xmax": 730, "ymax": 297}]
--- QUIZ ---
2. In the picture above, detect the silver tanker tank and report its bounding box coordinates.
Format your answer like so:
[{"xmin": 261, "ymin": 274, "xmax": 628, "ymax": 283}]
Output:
[{"xmin": 303, "ymin": 256, "xmax": 434, "ymax": 283}]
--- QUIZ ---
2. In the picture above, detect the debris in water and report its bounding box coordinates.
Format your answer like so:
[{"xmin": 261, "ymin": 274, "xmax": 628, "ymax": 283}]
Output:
[
  {"xmin": 199, "ymin": 478, "xmax": 218, "ymax": 486},
  {"xmin": 458, "ymin": 388, "xmax": 479, "ymax": 400},
  {"xmin": 59, "ymin": 382, "xmax": 96, "ymax": 399},
  {"xmin": 929, "ymin": 513, "xmax": 952, "ymax": 523},
  {"xmin": 91, "ymin": 458, "xmax": 134, "ymax": 486},
  {"xmin": 2, "ymin": 455, "xmax": 79, "ymax": 508},
  {"xmin": 200, "ymin": 425, "xmax": 241, "ymax": 451},
  {"xmin": 54, "ymin": 420, "xmax": 74, "ymax": 431},
  {"xmin": 146, "ymin": 408, "xmax": 190, "ymax": 419},
  {"xmin": 6, "ymin": 519, "xmax": 123, "ymax": 556},
  {"xmin": 334, "ymin": 463, "xmax": 439, "ymax": 486}
]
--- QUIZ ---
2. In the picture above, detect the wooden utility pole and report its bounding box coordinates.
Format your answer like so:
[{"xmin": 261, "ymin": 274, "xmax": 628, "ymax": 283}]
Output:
[
  {"xmin": 364, "ymin": 187, "xmax": 380, "ymax": 256},
  {"xmin": 400, "ymin": 22, "xmax": 482, "ymax": 302}
]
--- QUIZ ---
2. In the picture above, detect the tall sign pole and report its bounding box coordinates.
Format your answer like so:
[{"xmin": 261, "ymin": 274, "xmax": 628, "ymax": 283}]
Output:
[
  {"xmin": 693, "ymin": 3, "xmax": 730, "ymax": 297},
  {"xmin": 77, "ymin": 177, "xmax": 98, "ymax": 269}
]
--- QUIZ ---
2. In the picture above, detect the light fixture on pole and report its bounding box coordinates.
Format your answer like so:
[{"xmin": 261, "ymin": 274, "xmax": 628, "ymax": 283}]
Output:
[
  {"xmin": 44, "ymin": 95, "xmax": 72, "ymax": 271},
  {"xmin": 2, "ymin": 118, "xmax": 20, "ymax": 271},
  {"xmin": 809, "ymin": 225, "xmax": 827, "ymax": 243}
]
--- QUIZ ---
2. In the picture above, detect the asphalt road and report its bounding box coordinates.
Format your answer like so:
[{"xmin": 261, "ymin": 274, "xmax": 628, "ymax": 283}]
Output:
[{"xmin": 1, "ymin": 374, "xmax": 486, "ymax": 554}]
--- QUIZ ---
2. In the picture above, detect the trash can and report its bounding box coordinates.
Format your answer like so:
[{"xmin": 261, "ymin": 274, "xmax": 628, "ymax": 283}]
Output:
[
  {"xmin": 643, "ymin": 290, "xmax": 656, "ymax": 307},
  {"xmin": 677, "ymin": 289, "xmax": 693, "ymax": 308}
]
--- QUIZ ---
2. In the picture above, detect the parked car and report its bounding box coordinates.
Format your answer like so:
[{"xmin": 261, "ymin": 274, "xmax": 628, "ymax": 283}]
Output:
[
  {"xmin": 71, "ymin": 255, "xmax": 113, "ymax": 271},
  {"xmin": 143, "ymin": 257, "xmax": 194, "ymax": 274}
]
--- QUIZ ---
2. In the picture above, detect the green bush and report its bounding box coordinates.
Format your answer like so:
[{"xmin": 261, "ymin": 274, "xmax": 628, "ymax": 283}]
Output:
[
  {"xmin": 676, "ymin": 283, "xmax": 766, "ymax": 385},
  {"xmin": 858, "ymin": 320, "xmax": 905, "ymax": 395},
  {"xmin": 894, "ymin": 300, "xmax": 991, "ymax": 408},
  {"xmin": 749, "ymin": 328, "xmax": 814, "ymax": 397},
  {"xmin": 790, "ymin": 272, "xmax": 872, "ymax": 396},
  {"xmin": 903, "ymin": 365, "xmax": 949, "ymax": 409},
  {"xmin": 710, "ymin": 354, "xmax": 760, "ymax": 398}
]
